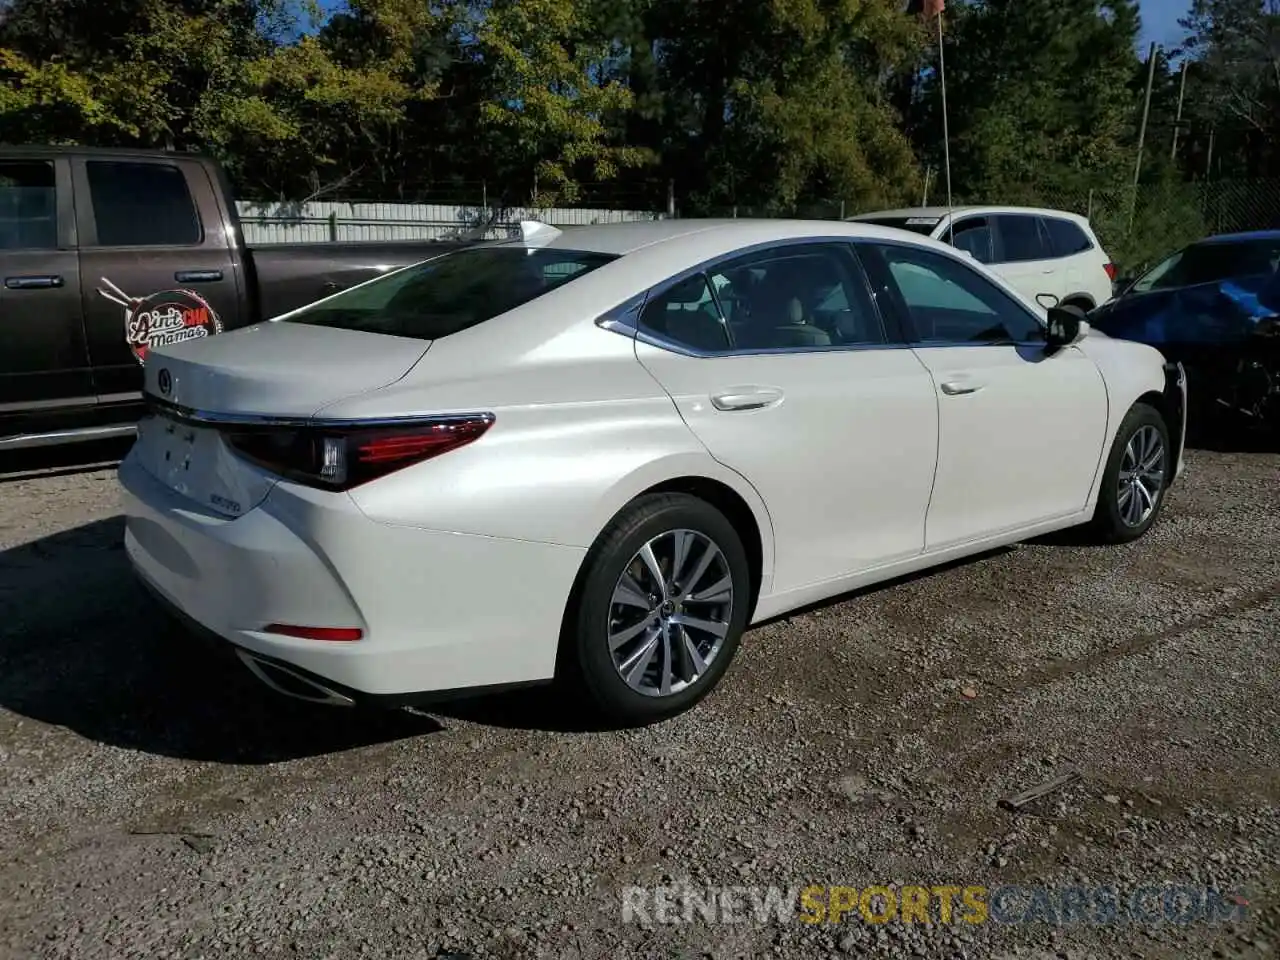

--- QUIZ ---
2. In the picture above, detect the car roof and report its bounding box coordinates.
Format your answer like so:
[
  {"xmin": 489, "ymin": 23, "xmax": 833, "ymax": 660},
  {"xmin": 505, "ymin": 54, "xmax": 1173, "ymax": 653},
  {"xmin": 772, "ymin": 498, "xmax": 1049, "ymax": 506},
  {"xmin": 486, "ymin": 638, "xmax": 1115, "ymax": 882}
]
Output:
[
  {"xmin": 501, "ymin": 217, "xmax": 969, "ymax": 257},
  {"xmin": 848, "ymin": 205, "xmax": 1092, "ymax": 225},
  {"xmin": 1195, "ymin": 229, "xmax": 1280, "ymax": 245}
]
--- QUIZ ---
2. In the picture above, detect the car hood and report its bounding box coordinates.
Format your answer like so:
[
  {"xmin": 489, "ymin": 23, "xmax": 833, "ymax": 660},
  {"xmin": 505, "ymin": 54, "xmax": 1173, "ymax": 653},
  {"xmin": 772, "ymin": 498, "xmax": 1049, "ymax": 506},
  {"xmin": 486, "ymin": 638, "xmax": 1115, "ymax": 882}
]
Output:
[
  {"xmin": 1088, "ymin": 276, "xmax": 1279, "ymax": 346},
  {"xmin": 141, "ymin": 320, "xmax": 432, "ymax": 418}
]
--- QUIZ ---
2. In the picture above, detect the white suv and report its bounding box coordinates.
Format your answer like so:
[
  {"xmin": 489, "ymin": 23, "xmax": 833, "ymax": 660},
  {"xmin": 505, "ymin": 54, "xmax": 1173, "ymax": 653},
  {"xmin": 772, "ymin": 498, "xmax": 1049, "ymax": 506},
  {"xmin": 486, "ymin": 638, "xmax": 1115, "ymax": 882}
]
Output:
[{"xmin": 848, "ymin": 205, "xmax": 1117, "ymax": 311}]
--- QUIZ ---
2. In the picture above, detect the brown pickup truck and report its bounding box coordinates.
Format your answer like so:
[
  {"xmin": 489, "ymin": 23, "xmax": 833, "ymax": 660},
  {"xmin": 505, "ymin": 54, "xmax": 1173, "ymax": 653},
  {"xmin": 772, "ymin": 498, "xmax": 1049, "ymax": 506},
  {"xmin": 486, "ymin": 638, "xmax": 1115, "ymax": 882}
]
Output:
[{"xmin": 0, "ymin": 145, "xmax": 469, "ymax": 451}]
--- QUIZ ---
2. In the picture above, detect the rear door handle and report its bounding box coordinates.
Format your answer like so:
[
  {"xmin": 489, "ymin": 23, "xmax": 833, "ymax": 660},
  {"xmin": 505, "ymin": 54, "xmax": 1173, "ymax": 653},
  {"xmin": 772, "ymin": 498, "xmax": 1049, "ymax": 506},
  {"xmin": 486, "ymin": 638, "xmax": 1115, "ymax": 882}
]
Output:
[
  {"xmin": 710, "ymin": 386, "xmax": 784, "ymax": 411},
  {"xmin": 175, "ymin": 269, "xmax": 223, "ymax": 283},
  {"xmin": 5, "ymin": 275, "xmax": 63, "ymax": 290},
  {"xmin": 940, "ymin": 380, "xmax": 982, "ymax": 396}
]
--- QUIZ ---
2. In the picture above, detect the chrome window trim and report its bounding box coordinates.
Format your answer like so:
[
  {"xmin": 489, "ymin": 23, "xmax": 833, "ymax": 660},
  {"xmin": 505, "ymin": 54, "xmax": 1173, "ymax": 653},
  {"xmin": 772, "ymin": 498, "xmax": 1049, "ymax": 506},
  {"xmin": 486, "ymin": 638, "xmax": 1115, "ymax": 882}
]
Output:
[
  {"xmin": 854, "ymin": 235, "xmax": 1051, "ymax": 349},
  {"xmin": 594, "ymin": 235, "xmax": 908, "ymax": 359},
  {"xmin": 145, "ymin": 394, "xmax": 494, "ymax": 431}
]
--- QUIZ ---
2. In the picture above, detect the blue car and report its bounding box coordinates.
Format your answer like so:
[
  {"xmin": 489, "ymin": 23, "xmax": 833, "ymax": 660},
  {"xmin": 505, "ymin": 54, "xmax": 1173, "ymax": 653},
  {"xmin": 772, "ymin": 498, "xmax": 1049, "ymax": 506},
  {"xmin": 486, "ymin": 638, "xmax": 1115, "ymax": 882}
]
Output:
[{"xmin": 1087, "ymin": 230, "xmax": 1280, "ymax": 432}]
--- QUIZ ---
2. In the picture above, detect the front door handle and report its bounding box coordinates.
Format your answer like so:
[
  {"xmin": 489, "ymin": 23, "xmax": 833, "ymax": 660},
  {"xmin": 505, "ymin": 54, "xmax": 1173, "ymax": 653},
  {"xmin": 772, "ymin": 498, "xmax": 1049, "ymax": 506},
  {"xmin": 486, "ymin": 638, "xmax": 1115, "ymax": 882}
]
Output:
[
  {"xmin": 5, "ymin": 275, "xmax": 64, "ymax": 290},
  {"xmin": 710, "ymin": 386, "xmax": 784, "ymax": 411},
  {"xmin": 940, "ymin": 380, "xmax": 982, "ymax": 396},
  {"xmin": 175, "ymin": 269, "xmax": 223, "ymax": 283}
]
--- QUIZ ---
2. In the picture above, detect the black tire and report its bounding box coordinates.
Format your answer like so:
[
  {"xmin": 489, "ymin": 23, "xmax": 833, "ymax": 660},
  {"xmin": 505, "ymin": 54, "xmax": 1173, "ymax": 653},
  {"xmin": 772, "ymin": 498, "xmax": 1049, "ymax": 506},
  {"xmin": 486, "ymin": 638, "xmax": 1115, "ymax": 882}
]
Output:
[
  {"xmin": 1086, "ymin": 402, "xmax": 1172, "ymax": 544},
  {"xmin": 563, "ymin": 492, "xmax": 752, "ymax": 726}
]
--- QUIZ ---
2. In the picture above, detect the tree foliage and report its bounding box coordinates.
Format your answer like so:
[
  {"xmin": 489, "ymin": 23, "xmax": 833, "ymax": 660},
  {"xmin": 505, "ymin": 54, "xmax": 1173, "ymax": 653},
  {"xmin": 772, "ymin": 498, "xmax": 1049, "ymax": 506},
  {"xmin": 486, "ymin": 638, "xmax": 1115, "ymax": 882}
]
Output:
[{"xmin": 1, "ymin": 0, "xmax": 1277, "ymax": 225}]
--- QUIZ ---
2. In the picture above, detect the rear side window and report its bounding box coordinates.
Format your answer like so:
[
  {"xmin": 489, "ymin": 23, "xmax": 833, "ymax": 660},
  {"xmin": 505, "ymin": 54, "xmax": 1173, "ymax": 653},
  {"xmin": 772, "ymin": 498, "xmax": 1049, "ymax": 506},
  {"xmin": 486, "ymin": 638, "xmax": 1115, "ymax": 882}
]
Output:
[
  {"xmin": 0, "ymin": 161, "xmax": 57, "ymax": 250},
  {"xmin": 86, "ymin": 161, "xmax": 202, "ymax": 246},
  {"xmin": 640, "ymin": 273, "xmax": 732, "ymax": 352},
  {"xmin": 995, "ymin": 215, "xmax": 1052, "ymax": 262},
  {"xmin": 1043, "ymin": 217, "xmax": 1093, "ymax": 256},
  {"xmin": 284, "ymin": 246, "xmax": 617, "ymax": 340}
]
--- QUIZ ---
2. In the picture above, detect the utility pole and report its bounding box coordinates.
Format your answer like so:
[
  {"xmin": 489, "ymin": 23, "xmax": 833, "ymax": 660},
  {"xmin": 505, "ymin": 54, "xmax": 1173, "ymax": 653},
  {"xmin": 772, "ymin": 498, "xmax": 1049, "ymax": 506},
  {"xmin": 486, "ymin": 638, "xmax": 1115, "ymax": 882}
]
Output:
[
  {"xmin": 1129, "ymin": 41, "xmax": 1158, "ymax": 233},
  {"xmin": 1169, "ymin": 58, "xmax": 1188, "ymax": 163}
]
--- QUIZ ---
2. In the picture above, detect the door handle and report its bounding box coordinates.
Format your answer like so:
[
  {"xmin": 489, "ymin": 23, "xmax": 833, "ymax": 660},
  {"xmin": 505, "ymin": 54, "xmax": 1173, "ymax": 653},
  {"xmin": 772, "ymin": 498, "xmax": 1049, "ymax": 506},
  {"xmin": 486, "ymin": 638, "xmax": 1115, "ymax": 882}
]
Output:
[
  {"xmin": 940, "ymin": 380, "xmax": 982, "ymax": 396},
  {"xmin": 710, "ymin": 387, "xmax": 784, "ymax": 411},
  {"xmin": 175, "ymin": 269, "xmax": 223, "ymax": 283},
  {"xmin": 4, "ymin": 275, "xmax": 64, "ymax": 290}
]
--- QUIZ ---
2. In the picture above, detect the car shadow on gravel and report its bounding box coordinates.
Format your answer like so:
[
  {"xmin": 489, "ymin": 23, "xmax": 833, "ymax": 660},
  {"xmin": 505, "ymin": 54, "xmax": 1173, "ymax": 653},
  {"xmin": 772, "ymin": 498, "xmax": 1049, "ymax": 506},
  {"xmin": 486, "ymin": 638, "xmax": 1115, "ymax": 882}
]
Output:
[{"xmin": 0, "ymin": 516, "xmax": 443, "ymax": 764}]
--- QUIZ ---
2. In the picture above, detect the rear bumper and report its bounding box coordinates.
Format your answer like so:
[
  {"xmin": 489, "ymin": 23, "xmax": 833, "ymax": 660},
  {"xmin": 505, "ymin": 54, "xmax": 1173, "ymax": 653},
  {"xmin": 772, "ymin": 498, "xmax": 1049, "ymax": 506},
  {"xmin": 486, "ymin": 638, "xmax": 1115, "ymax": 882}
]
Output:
[{"xmin": 119, "ymin": 451, "xmax": 586, "ymax": 703}]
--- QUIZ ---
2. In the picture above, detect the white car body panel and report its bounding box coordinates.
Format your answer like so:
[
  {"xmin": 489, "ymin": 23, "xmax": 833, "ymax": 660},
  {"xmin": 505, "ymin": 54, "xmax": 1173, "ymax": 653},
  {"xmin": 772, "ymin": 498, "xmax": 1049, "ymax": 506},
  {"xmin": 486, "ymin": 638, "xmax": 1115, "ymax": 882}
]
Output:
[
  {"xmin": 635, "ymin": 342, "xmax": 939, "ymax": 593},
  {"xmin": 912, "ymin": 342, "xmax": 1109, "ymax": 549},
  {"xmin": 120, "ymin": 218, "xmax": 1183, "ymax": 704}
]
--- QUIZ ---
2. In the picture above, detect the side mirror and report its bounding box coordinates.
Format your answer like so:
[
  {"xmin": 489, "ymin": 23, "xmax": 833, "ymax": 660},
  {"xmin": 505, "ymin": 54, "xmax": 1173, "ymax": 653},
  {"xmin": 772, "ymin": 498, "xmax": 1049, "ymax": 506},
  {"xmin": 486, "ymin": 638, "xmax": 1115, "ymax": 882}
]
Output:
[
  {"xmin": 1036, "ymin": 292, "xmax": 1060, "ymax": 309},
  {"xmin": 1046, "ymin": 304, "xmax": 1089, "ymax": 352}
]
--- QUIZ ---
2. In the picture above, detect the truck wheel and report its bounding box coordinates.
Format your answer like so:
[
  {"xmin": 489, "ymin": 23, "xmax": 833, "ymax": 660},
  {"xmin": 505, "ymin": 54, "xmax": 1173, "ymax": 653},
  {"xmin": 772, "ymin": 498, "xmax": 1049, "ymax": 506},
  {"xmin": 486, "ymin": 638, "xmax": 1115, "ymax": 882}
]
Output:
[
  {"xmin": 564, "ymin": 493, "xmax": 751, "ymax": 726},
  {"xmin": 1087, "ymin": 402, "xmax": 1171, "ymax": 544}
]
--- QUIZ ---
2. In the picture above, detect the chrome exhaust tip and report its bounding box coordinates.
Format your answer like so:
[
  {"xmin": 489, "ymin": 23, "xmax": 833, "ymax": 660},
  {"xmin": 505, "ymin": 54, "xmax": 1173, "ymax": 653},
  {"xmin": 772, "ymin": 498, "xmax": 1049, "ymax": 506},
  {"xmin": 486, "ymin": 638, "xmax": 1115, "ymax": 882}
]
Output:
[{"xmin": 235, "ymin": 649, "xmax": 356, "ymax": 707}]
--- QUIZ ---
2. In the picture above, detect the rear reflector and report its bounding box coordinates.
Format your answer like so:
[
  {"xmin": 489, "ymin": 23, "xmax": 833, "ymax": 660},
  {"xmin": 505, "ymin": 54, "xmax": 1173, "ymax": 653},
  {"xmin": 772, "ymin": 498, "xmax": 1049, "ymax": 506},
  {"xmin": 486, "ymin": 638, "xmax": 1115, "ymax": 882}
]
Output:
[
  {"xmin": 1104, "ymin": 262, "xmax": 1117, "ymax": 281},
  {"xmin": 263, "ymin": 623, "xmax": 363, "ymax": 642},
  {"xmin": 223, "ymin": 414, "xmax": 494, "ymax": 491}
]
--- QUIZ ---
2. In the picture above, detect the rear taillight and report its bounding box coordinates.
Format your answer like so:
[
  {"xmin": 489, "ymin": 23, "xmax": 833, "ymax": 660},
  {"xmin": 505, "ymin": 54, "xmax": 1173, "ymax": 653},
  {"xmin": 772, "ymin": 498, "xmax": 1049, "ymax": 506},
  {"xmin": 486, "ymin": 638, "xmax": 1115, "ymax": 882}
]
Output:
[
  {"xmin": 1104, "ymin": 262, "xmax": 1117, "ymax": 281},
  {"xmin": 224, "ymin": 414, "xmax": 493, "ymax": 491}
]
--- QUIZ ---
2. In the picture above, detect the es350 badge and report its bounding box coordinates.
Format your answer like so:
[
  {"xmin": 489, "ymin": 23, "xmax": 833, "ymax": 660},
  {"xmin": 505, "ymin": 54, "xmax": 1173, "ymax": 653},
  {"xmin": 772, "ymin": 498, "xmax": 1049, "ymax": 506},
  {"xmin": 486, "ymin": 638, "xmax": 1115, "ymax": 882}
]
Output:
[{"xmin": 96, "ymin": 277, "xmax": 224, "ymax": 365}]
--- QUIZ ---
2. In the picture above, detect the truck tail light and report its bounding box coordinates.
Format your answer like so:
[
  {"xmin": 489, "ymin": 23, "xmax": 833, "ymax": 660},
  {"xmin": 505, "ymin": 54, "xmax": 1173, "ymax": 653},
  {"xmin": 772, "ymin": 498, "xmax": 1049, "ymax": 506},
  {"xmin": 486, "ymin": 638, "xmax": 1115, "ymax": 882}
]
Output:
[{"xmin": 223, "ymin": 414, "xmax": 494, "ymax": 491}]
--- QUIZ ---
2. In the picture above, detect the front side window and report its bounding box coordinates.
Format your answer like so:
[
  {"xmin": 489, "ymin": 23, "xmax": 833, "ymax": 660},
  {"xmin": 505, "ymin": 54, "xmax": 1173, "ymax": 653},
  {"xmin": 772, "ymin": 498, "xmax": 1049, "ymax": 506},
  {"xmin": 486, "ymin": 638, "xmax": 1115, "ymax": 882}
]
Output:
[
  {"xmin": 0, "ymin": 161, "xmax": 57, "ymax": 250},
  {"xmin": 708, "ymin": 243, "xmax": 885, "ymax": 349},
  {"xmin": 995, "ymin": 215, "xmax": 1052, "ymax": 263},
  {"xmin": 87, "ymin": 161, "xmax": 202, "ymax": 246},
  {"xmin": 285, "ymin": 245, "xmax": 617, "ymax": 340},
  {"xmin": 946, "ymin": 217, "xmax": 996, "ymax": 263},
  {"xmin": 862, "ymin": 242, "xmax": 1044, "ymax": 344}
]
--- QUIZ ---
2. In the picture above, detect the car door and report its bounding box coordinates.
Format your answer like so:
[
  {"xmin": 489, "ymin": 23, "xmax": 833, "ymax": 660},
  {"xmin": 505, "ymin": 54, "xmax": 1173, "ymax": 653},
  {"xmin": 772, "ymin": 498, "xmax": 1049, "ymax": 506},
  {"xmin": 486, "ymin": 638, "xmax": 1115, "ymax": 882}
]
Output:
[
  {"xmin": 0, "ymin": 156, "xmax": 94, "ymax": 417},
  {"xmin": 631, "ymin": 241, "xmax": 939, "ymax": 595},
  {"xmin": 73, "ymin": 156, "xmax": 244, "ymax": 404},
  {"xmin": 856, "ymin": 239, "xmax": 1108, "ymax": 551},
  {"xmin": 990, "ymin": 214, "xmax": 1062, "ymax": 304}
]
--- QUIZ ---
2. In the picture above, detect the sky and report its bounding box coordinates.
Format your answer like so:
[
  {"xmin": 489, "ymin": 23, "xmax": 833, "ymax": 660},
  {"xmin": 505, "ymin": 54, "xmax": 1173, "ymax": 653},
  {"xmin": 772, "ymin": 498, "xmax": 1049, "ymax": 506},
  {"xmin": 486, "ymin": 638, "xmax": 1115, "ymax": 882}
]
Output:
[{"xmin": 1140, "ymin": 0, "xmax": 1191, "ymax": 51}]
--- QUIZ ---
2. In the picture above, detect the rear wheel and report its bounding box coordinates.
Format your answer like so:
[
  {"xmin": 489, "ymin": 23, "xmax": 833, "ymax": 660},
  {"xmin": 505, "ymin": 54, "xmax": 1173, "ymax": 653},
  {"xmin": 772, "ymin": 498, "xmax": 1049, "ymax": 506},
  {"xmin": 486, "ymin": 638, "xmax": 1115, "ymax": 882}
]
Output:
[
  {"xmin": 564, "ymin": 493, "xmax": 751, "ymax": 726},
  {"xmin": 1086, "ymin": 402, "xmax": 1171, "ymax": 544}
]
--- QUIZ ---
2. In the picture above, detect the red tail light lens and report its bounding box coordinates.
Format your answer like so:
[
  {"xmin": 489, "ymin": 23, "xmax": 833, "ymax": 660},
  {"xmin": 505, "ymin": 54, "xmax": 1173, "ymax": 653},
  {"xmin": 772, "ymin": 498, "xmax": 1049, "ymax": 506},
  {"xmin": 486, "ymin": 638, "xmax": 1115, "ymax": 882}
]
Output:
[
  {"xmin": 224, "ymin": 414, "xmax": 493, "ymax": 491},
  {"xmin": 263, "ymin": 623, "xmax": 363, "ymax": 642},
  {"xmin": 1104, "ymin": 262, "xmax": 1117, "ymax": 281}
]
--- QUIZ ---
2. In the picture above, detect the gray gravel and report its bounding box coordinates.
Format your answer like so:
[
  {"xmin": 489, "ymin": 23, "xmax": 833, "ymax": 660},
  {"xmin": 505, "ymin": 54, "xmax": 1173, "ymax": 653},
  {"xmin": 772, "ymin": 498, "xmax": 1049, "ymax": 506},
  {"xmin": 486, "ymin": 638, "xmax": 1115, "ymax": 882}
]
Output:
[{"xmin": 1, "ymin": 440, "xmax": 1278, "ymax": 960}]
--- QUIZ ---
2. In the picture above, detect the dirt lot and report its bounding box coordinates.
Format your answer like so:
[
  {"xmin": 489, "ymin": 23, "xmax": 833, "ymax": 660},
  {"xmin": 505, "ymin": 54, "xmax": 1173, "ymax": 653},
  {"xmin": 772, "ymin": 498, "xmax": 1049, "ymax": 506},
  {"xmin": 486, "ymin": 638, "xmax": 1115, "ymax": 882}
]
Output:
[{"xmin": 1, "ymin": 439, "xmax": 1278, "ymax": 960}]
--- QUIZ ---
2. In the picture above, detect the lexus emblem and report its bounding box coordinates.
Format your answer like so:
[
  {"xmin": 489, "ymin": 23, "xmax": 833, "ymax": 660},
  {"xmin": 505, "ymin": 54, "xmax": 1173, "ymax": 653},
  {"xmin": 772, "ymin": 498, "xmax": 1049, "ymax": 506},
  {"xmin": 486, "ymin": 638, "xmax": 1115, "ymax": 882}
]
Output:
[{"xmin": 157, "ymin": 368, "xmax": 172, "ymax": 396}]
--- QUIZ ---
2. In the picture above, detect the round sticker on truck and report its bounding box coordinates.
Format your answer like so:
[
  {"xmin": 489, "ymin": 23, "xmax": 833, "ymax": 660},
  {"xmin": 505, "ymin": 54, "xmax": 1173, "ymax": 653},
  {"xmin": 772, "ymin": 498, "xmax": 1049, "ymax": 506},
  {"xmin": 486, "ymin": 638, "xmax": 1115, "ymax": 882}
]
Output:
[{"xmin": 96, "ymin": 277, "xmax": 224, "ymax": 365}]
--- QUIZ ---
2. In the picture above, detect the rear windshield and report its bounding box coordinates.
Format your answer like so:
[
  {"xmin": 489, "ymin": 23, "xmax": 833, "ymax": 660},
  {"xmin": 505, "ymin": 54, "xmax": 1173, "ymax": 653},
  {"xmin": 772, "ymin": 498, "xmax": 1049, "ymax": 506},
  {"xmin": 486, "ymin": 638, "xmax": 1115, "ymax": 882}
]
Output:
[
  {"xmin": 282, "ymin": 245, "xmax": 618, "ymax": 339},
  {"xmin": 856, "ymin": 216, "xmax": 940, "ymax": 235}
]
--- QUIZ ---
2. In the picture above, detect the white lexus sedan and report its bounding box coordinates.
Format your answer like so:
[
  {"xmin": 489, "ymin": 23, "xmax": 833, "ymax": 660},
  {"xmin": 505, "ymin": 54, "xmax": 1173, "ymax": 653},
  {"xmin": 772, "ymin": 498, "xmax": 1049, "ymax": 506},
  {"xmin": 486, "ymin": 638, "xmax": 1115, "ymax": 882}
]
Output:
[{"xmin": 120, "ymin": 218, "xmax": 1188, "ymax": 726}]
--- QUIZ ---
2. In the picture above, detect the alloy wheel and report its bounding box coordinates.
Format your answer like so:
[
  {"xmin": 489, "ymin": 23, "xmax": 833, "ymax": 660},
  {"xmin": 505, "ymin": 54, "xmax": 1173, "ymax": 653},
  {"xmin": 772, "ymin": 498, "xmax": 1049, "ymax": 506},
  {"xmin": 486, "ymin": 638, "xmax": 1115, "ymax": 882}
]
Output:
[
  {"xmin": 607, "ymin": 529, "xmax": 735, "ymax": 698},
  {"xmin": 1117, "ymin": 424, "xmax": 1166, "ymax": 527}
]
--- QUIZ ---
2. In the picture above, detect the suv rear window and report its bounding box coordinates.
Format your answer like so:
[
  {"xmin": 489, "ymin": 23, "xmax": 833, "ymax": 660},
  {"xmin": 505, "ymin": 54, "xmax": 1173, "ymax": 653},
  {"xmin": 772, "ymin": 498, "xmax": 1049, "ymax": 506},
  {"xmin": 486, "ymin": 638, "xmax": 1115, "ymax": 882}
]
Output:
[
  {"xmin": 1043, "ymin": 217, "xmax": 1093, "ymax": 256},
  {"xmin": 283, "ymin": 245, "xmax": 618, "ymax": 340},
  {"xmin": 856, "ymin": 216, "xmax": 940, "ymax": 235}
]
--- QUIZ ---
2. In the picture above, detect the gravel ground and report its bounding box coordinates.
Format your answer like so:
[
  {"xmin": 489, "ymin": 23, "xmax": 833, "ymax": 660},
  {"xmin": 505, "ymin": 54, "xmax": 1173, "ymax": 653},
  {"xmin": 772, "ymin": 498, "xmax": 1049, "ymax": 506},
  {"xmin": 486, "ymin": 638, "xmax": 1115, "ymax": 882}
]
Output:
[{"xmin": 1, "ymin": 438, "xmax": 1278, "ymax": 960}]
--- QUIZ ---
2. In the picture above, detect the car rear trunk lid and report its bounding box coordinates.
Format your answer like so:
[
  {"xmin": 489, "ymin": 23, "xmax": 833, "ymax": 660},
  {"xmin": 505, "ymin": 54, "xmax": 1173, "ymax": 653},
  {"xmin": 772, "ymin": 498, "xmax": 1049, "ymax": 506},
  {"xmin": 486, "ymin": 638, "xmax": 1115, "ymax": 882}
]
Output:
[{"xmin": 134, "ymin": 320, "xmax": 432, "ymax": 517}]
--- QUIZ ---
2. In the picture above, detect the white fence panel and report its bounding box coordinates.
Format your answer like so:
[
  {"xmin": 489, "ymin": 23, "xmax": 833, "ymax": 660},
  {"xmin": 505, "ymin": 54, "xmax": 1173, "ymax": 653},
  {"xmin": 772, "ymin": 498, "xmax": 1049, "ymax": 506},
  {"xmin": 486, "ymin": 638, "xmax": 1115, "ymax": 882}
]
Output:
[{"xmin": 235, "ymin": 200, "xmax": 663, "ymax": 245}]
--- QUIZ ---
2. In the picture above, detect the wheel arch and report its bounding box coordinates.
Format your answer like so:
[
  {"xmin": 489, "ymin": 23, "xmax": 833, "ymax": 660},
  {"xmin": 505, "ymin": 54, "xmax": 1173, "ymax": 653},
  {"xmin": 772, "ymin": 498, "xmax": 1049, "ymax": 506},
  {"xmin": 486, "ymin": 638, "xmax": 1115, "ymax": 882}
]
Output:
[
  {"xmin": 1061, "ymin": 292, "xmax": 1096, "ymax": 310},
  {"xmin": 558, "ymin": 461, "xmax": 776, "ymax": 669}
]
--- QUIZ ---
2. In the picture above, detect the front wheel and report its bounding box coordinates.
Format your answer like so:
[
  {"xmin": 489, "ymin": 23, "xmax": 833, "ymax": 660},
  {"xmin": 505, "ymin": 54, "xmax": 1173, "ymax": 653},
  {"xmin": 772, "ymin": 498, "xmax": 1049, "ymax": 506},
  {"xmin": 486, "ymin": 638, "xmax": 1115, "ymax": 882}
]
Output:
[
  {"xmin": 1086, "ymin": 402, "xmax": 1171, "ymax": 544},
  {"xmin": 564, "ymin": 493, "xmax": 752, "ymax": 726}
]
